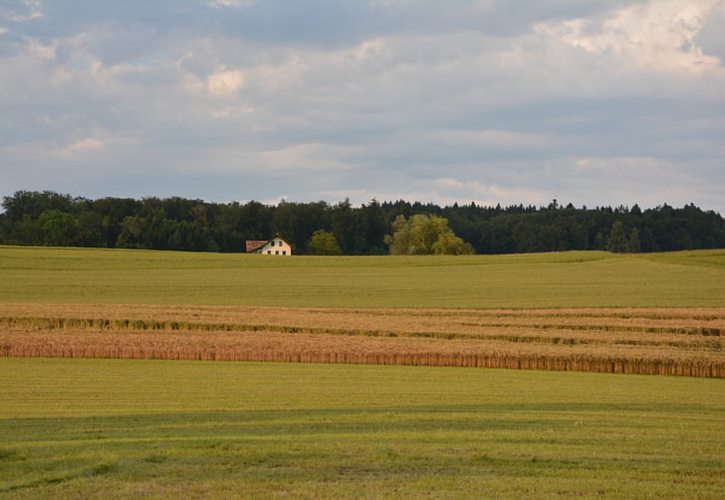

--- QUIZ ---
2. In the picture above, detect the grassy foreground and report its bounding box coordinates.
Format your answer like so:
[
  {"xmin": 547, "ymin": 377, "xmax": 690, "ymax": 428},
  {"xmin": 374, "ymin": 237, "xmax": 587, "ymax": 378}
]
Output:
[
  {"xmin": 1, "ymin": 358, "xmax": 724, "ymax": 498},
  {"xmin": 1, "ymin": 246, "xmax": 725, "ymax": 308}
]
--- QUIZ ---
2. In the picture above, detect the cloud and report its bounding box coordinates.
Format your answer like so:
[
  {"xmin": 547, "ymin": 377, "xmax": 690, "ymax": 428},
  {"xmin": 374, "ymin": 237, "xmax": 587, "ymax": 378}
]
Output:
[
  {"xmin": 536, "ymin": 0, "xmax": 723, "ymax": 74},
  {"xmin": 430, "ymin": 177, "xmax": 548, "ymax": 206},
  {"xmin": 59, "ymin": 137, "xmax": 103, "ymax": 157},
  {"xmin": 24, "ymin": 37, "xmax": 57, "ymax": 60},
  {"xmin": 198, "ymin": 142, "xmax": 358, "ymax": 176},
  {"xmin": 431, "ymin": 129, "xmax": 552, "ymax": 148},
  {"xmin": 319, "ymin": 178, "xmax": 549, "ymax": 208},
  {"xmin": 5, "ymin": 0, "xmax": 43, "ymax": 23},
  {"xmin": 1, "ymin": 0, "xmax": 724, "ymax": 213},
  {"xmin": 206, "ymin": 69, "xmax": 245, "ymax": 95},
  {"xmin": 206, "ymin": 0, "xmax": 250, "ymax": 8}
]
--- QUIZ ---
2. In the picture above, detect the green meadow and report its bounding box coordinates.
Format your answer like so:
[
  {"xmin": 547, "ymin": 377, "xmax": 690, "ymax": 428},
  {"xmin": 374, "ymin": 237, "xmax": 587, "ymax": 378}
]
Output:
[
  {"xmin": 1, "ymin": 245, "xmax": 725, "ymax": 308},
  {"xmin": 1, "ymin": 358, "xmax": 724, "ymax": 498},
  {"xmin": 2, "ymin": 246, "xmax": 724, "ymax": 497}
]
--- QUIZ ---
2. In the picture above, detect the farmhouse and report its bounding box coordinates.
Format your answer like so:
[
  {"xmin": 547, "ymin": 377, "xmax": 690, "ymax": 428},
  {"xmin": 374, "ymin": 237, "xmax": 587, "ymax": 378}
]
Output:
[{"xmin": 245, "ymin": 236, "xmax": 292, "ymax": 256}]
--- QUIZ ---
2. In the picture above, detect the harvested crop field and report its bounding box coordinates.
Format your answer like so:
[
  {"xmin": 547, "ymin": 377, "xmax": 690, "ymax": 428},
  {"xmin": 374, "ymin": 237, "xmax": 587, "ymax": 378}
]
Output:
[{"xmin": 1, "ymin": 304, "xmax": 723, "ymax": 377}]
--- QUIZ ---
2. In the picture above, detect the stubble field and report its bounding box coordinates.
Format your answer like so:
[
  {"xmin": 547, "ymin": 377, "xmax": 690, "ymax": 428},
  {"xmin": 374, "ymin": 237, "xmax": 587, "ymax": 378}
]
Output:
[{"xmin": 1, "ymin": 304, "xmax": 723, "ymax": 377}]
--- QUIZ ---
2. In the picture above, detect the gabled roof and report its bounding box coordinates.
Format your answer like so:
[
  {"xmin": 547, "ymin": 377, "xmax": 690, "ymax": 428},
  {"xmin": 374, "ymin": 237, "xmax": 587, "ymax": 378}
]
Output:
[
  {"xmin": 245, "ymin": 236, "xmax": 291, "ymax": 253},
  {"xmin": 245, "ymin": 240, "xmax": 269, "ymax": 253}
]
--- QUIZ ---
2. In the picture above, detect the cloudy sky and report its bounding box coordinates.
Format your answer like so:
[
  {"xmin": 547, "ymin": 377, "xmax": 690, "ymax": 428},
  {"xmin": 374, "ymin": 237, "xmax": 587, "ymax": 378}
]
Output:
[{"xmin": 1, "ymin": 0, "xmax": 724, "ymax": 211}]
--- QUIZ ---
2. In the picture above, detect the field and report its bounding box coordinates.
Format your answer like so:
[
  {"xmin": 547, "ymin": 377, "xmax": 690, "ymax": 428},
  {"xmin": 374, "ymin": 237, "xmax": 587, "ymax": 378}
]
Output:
[
  {"xmin": 1, "ymin": 358, "xmax": 724, "ymax": 498},
  {"xmin": 1, "ymin": 304, "xmax": 723, "ymax": 377},
  {"xmin": 1, "ymin": 246, "xmax": 724, "ymax": 308},
  {"xmin": 1, "ymin": 245, "xmax": 724, "ymax": 497}
]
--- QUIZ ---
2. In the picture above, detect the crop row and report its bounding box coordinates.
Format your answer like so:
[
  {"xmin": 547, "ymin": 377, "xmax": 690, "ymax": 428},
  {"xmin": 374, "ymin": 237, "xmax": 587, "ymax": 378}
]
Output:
[
  {"xmin": 0, "ymin": 304, "xmax": 722, "ymax": 377},
  {"xmin": 1, "ymin": 331, "xmax": 721, "ymax": 378},
  {"xmin": 0, "ymin": 316, "xmax": 722, "ymax": 349}
]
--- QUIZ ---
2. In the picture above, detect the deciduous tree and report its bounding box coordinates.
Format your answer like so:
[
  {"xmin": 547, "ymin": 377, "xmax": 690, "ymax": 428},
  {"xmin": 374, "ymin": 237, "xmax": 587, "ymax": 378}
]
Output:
[
  {"xmin": 385, "ymin": 214, "xmax": 473, "ymax": 255},
  {"xmin": 307, "ymin": 230, "xmax": 343, "ymax": 255}
]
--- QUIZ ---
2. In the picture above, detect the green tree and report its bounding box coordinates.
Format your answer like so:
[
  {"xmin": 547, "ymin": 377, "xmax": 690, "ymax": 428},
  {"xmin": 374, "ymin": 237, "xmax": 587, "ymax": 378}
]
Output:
[
  {"xmin": 38, "ymin": 209, "xmax": 78, "ymax": 246},
  {"xmin": 593, "ymin": 232, "xmax": 605, "ymax": 250},
  {"xmin": 628, "ymin": 228, "xmax": 641, "ymax": 253},
  {"xmin": 385, "ymin": 214, "xmax": 474, "ymax": 255},
  {"xmin": 330, "ymin": 199, "xmax": 358, "ymax": 254},
  {"xmin": 2, "ymin": 191, "xmax": 74, "ymax": 222},
  {"xmin": 14, "ymin": 215, "xmax": 42, "ymax": 245},
  {"xmin": 117, "ymin": 209, "xmax": 175, "ymax": 249},
  {"xmin": 607, "ymin": 221, "xmax": 629, "ymax": 253},
  {"xmin": 307, "ymin": 230, "xmax": 343, "ymax": 255},
  {"xmin": 385, "ymin": 215, "xmax": 409, "ymax": 255},
  {"xmin": 432, "ymin": 230, "xmax": 475, "ymax": 255},
  {"xmin": 77, "ymin": 210, "xmax": 104, "ymax": 246}
]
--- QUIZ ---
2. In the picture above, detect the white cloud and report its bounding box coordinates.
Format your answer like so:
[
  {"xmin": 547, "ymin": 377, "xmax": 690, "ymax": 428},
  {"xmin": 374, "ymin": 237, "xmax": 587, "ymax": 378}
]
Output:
[
  {"xmin": 25, "ymin": 37, "xmax": 57, "ymax": 60},
  {"xmin": 59, "ymin": 138, "xmax": 103, "ymax": 157},
  {"xmin": 206, "ymin": 0, "xmax": 255, "ymax": 8},
  {"xmin": 320, "ymin": 178, "xmax": 547, "ymax": 208},
  {"xmin": 207, "ymin": 69, "xmax": 245, "ymax": 95},
  {"xmin": 258, "ymin": 194, "xmax": 289, "ymax": 205},
  {"xmin": 431, "ymin": 129, "xmax": 551, "ymax": 148},
  {"xmin": 536, "ymin": 0, "xmax": 723, "ymax": 74},
  {"xmin": 429, "ymin": 178, "xmax": 547, "ymax": 206},
  {"xmin": 251, "ymin": 142, "xmax": 357, "ymax": 173},
  {"xmin": 210, "ymin": 104, "xmax": 254, "ymax": 118},
  {"xmin": 7, "ymin": 0, "xmax": 43, "ymax": 22},
  {"xmin": 350, "ymin": 38, "xmax": 388, "ymax": 61},
  {"xmin": 0, "ymin": 27, "xmax": 8, "ymax": 35},
  {"xmin": 2, "ymin": 1, "xmax": 725, "ymax": 212},
  {"xmin": 368, "ymin": 0, "xmax": 414, "ymax": 8}
]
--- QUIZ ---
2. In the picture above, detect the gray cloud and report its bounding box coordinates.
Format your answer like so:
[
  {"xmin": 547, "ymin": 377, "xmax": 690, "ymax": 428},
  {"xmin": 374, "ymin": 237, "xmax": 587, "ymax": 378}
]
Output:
[{"xmin": 1, "ymin": 0, "xmax": 724, "ymax": 213}]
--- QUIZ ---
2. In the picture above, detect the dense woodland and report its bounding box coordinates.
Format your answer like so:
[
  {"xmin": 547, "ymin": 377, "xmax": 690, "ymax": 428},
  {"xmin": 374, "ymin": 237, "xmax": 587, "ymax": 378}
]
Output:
[{"xmin": 1, "ymin": 190, "xmax": 724, "ymax": 255}]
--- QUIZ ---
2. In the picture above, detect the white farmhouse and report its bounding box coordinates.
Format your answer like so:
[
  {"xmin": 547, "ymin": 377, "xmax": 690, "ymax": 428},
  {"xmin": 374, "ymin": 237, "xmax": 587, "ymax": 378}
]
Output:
[{"xmin": 245, "ymin": 236, "xmax": 292, "ymax": 256}]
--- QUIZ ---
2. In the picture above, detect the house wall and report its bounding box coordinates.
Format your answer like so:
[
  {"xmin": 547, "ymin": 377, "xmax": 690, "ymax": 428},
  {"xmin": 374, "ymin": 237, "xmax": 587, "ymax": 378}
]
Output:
[{"xmin": 258, "ymin": 238, "xmax": 292, "ymax": 256}]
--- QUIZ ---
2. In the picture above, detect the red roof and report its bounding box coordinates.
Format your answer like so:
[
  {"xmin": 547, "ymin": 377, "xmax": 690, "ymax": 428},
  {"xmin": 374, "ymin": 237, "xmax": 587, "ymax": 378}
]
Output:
[{"xmin": 245, "ymin": 240, "xmax": 269, "ymax": 253}]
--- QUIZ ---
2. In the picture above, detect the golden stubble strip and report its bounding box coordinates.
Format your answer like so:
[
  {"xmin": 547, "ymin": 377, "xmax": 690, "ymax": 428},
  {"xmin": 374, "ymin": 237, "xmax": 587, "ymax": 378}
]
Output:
[
  {"xmin": 0, "ymin": 303, "xmax": 723, "ymax": 332},
  {"xmin": 0, "ymin": 304, "xmax": 723, "ymax": 377},
  {"xmin": 0, "ymin": 328, "xmax": 721, "ymax": 377}
]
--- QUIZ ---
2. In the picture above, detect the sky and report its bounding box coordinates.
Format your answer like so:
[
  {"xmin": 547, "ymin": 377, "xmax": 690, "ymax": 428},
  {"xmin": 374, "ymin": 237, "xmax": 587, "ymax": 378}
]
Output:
[{"xmin": 1, "ymin": 0, "xmax": 724, "ymax": 212}]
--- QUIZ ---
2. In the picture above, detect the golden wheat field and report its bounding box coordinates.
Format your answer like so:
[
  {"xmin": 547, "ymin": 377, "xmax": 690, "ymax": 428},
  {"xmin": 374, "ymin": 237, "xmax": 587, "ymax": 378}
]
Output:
[{"xmin": 1, "ymin": 304, "xmax": 722, "ymax": 377}]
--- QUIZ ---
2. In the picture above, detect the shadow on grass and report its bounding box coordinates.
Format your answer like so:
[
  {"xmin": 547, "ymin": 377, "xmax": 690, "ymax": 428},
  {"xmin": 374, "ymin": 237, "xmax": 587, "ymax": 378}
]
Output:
[
  {"xmin": 1, "ymin": 401, "xmax": 722, "ymax": 495},
  {"xmin": 0, "ymin": 460, "xmax": 117, "ymax": 493},
  {"xmin": 0, "ymin": 401, "xmax": 716, "ymax": 446}
]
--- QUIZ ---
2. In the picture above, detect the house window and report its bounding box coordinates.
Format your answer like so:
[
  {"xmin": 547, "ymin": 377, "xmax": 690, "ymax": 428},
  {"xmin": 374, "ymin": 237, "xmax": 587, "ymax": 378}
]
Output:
[
  {"xmin": 275, "ymin": 250, "xmax": 279, "ymax": 255},
  {"xmin": 267, "ymin": 250, "xmax": 271, "ymax": 255},
  {"xmin": 282, "ymin": 251, "xmax": 286, "ymax": 255}
]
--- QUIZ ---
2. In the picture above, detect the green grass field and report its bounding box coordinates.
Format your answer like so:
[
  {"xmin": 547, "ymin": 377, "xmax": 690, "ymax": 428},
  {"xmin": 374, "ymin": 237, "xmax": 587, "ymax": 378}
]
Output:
[
  {"xmin": 2, "ymin": 246, "xmax": 724, "ymax": 497},
  {"xmin": 1, "ymin": 358, "xmax": 724, "ymax": 498},
  {"xmin": 1, "ymin": 245, "xmax": 725, "ymax": 308}
]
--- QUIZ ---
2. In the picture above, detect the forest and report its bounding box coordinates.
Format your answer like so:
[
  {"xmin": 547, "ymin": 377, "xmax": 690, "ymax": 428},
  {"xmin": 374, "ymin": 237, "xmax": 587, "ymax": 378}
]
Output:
[{"xmin": 1, "ymin": 190, "xmax": 723, "ymax": 255}]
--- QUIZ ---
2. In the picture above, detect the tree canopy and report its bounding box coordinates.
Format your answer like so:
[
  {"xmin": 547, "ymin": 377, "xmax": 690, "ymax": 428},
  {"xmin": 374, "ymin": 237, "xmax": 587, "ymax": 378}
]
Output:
[
  {"xmin": 307, "ymin": 230, "xmax": 343, "ymax": 255},
  {"xmin": 1, "ymin": 191, "xmax": 724, "ymax": 255},
  {"xmin": 385, "ymin": 214, "xmax": 474, "ymax": 255}
]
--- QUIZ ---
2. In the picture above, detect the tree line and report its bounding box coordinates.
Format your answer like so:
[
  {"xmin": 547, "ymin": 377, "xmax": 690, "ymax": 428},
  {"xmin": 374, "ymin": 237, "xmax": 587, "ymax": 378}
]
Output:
[{"xmin": 1, "ymin": 191, "xmax": 723, "ymax": 254}]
